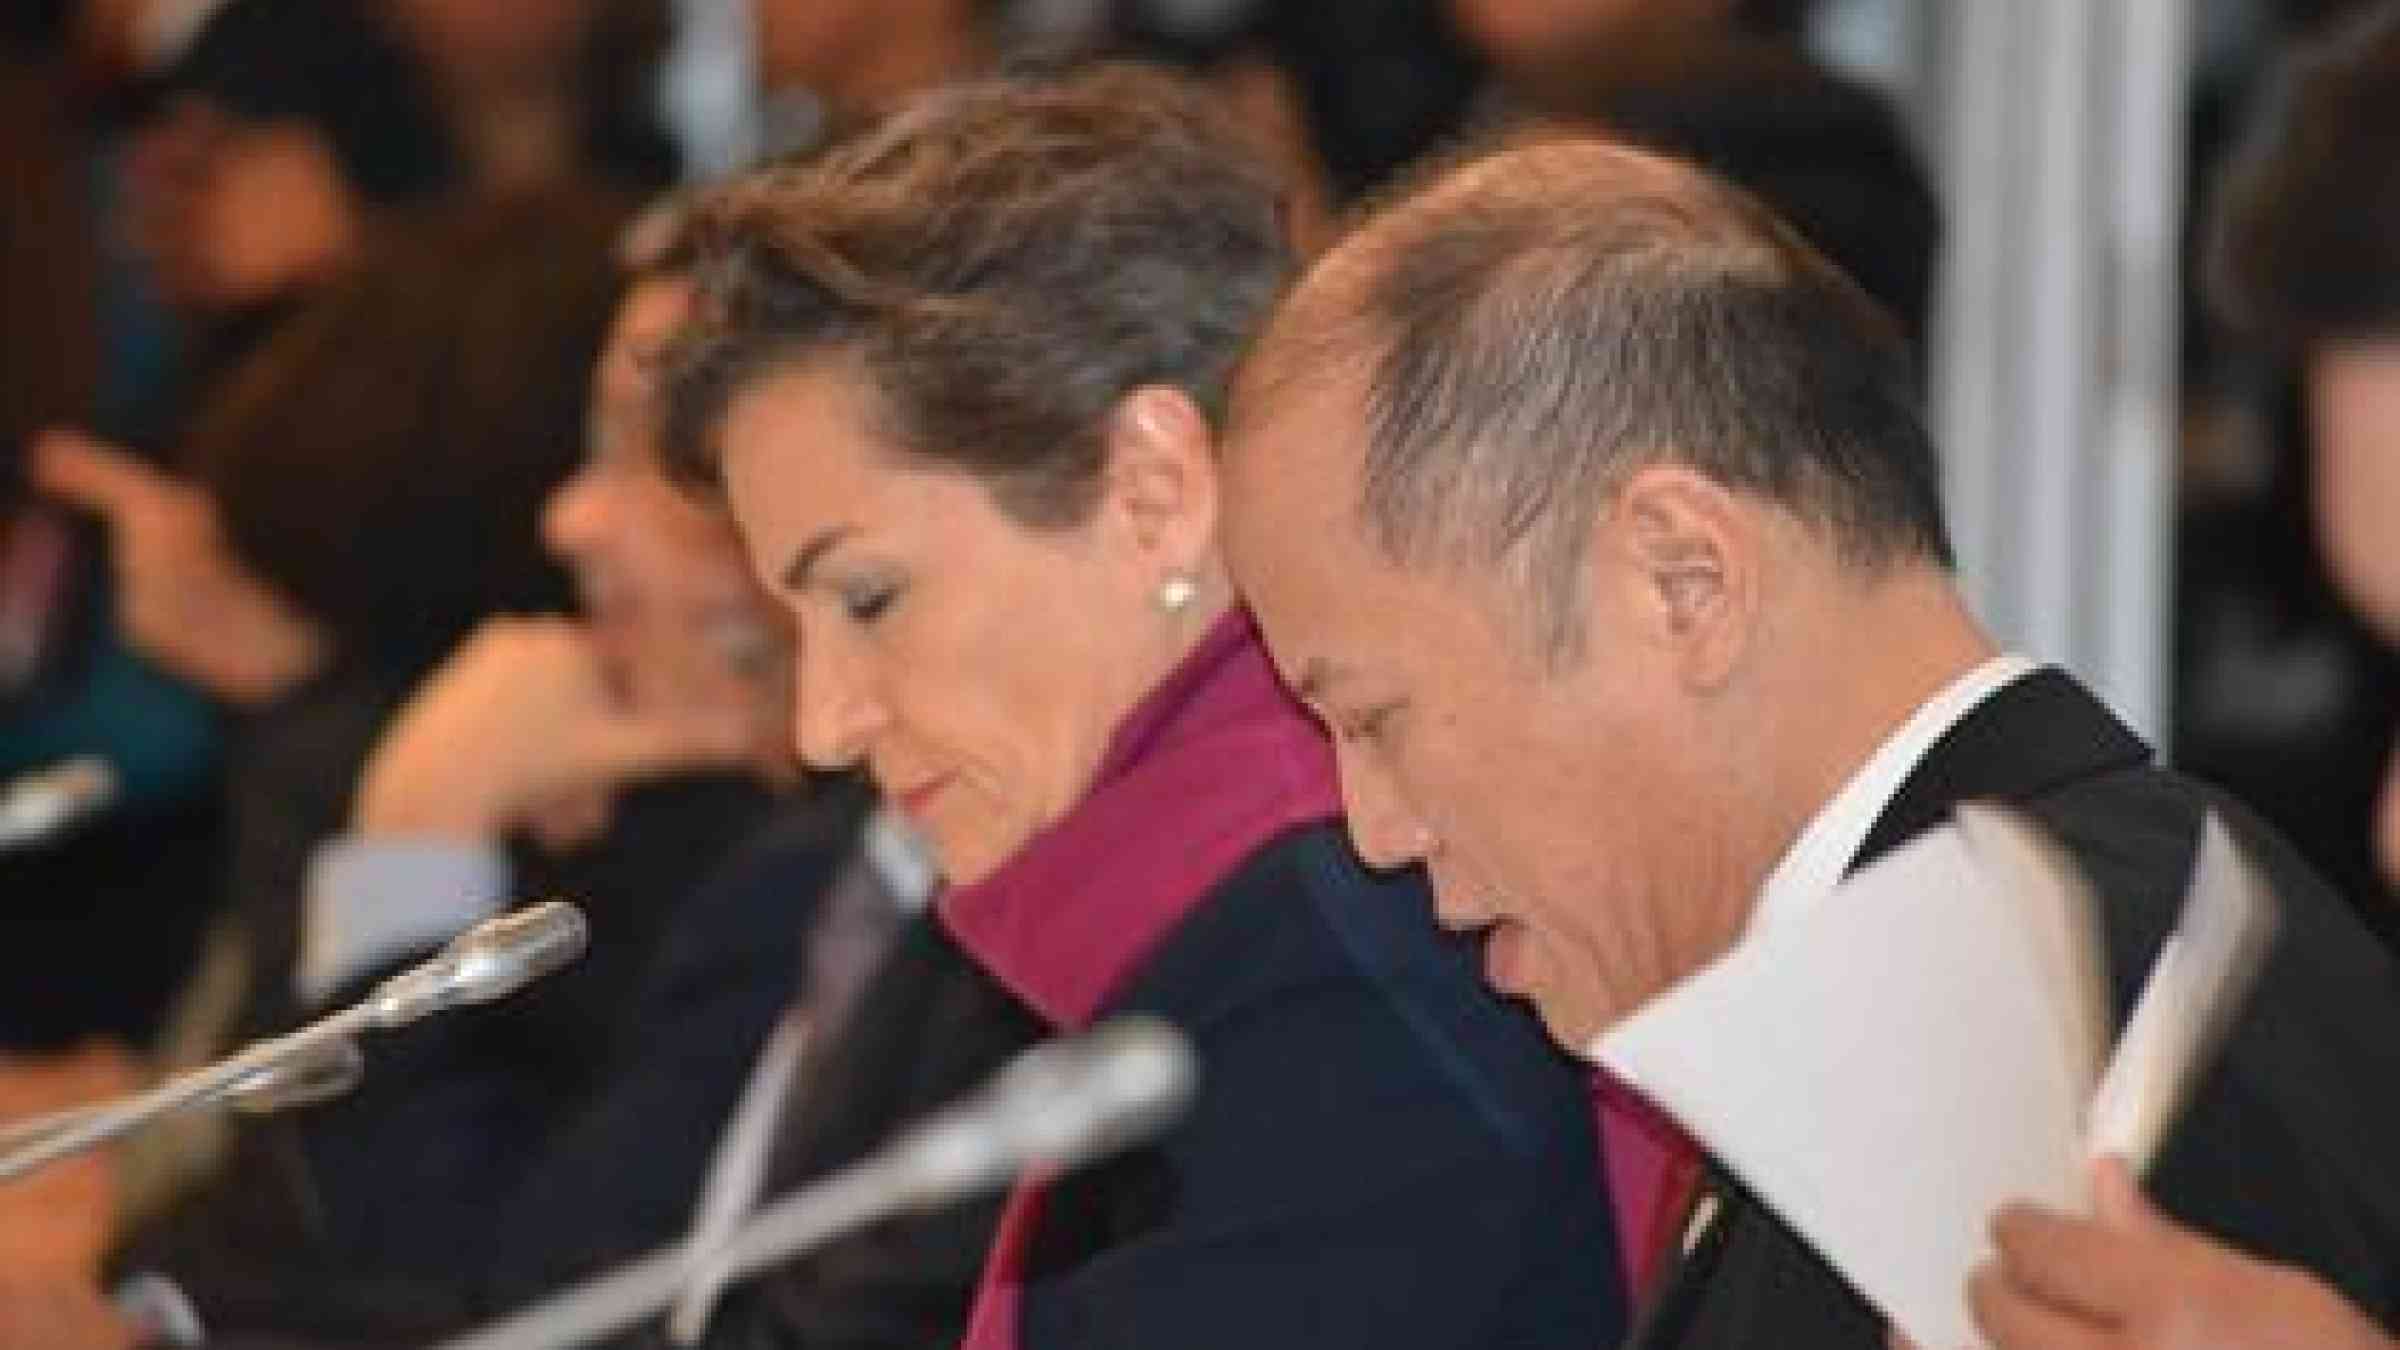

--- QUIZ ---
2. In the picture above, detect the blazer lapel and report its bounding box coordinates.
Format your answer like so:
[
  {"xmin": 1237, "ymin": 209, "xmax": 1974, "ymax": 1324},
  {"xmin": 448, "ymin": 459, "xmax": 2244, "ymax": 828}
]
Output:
[
  {"xmin": 1854, "ymin": 667, "xmax": 2151, "ymax": 874},
  {"xmin": 1621, "ymin": 668, "xmax": 2154, "ymax": 1350}
]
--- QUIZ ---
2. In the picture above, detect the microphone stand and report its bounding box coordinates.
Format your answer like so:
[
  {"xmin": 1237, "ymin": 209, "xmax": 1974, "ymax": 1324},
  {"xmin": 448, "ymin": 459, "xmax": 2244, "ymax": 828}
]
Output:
[
  {"xmin": 437, "ymin": 1015, "xmax": 1198, "ymax": 1350},
  {"xmin": 438, "ymin": 1148, "xmax": 921, "ymax": 1350},
  {"xmin": 0, "ymin": 1016, "xmax": 374, "ymax": 1183},
  {"xmin": 0, "ymin": 900, "xmax": 588, "ymax": 1184},
  {"xmin": 0, "ymin": 1035, "xmax": 363, "ymax": 1156}
]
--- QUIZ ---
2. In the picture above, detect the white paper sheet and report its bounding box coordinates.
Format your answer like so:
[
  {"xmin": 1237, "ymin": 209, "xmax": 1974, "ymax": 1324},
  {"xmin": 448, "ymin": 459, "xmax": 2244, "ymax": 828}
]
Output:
[
  {"xmin": 1589, "ymin": 806, "xmax": 2279, "ymax": 1348},
  {"xmin": 1589, "ymin": 806, "xmax": 2107, "ymax": 1349}
]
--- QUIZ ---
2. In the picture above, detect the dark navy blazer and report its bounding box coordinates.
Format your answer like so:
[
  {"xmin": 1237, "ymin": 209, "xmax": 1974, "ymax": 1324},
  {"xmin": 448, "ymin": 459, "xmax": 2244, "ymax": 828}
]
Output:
[{"xmin": 1014, "ymin": 822, "xmax": 1627, "ymax": 1350}]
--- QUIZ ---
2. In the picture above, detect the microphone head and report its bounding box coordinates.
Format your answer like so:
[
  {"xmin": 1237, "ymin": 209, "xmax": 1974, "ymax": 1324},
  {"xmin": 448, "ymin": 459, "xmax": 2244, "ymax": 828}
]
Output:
[
  {"xmin": 443, "ymin": 900, "xmax": 590, "ymax": 1005},
  {"xmin": 890, "ymin": 1015, "xmax": 1199, "ymax": 1200},
  {"xmin": 370, "ymin": 900, "xmax": 590, "ymax": 1026}
]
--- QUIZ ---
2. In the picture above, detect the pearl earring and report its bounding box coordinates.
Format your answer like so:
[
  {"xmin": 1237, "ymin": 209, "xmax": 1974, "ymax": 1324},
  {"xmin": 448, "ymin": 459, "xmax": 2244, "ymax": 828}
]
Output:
[{"xmin": 1157, "ymin": 573, "xmax": 1198, "ymax": 614}]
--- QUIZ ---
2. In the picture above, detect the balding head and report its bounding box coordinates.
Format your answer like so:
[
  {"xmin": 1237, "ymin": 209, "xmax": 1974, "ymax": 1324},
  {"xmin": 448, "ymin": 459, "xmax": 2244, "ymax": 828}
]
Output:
[
  {"xmin": 1232, "ymin": 134, "xmax": 1948, "ymax": 659},
  {"xmin": 1222, "ymin": 135, "xmax": 1990, "ymax": 1049}
]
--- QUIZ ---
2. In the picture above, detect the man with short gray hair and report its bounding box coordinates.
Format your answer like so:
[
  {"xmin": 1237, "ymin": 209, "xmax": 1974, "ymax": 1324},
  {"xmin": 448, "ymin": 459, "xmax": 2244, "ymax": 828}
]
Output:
[{"xmin": 1220, "ymin": 134, "xmax": 2400, "ymax": 1349}]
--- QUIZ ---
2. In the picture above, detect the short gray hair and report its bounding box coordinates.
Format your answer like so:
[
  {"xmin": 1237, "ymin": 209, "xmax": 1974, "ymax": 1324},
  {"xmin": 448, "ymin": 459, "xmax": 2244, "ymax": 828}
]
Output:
[{"xmin": 1272, "ymin": 136, "xmax": 1950, "ymax": 659}]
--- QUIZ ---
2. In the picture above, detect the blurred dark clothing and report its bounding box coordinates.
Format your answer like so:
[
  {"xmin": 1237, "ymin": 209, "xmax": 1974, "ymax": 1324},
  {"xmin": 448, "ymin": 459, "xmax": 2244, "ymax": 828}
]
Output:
[
  {"xmin": 163, "ymin": 815, "xmax": 1041, "ymax": 1350},
  {"xmin": 215, "ymin": 665, "xmax": 411, "ymax": 1039},
  {"xmin": 116, "ymin": 773, "xmax": 807, "ymax": 1338},
  {"xmin": 647, "ymin": 913, "xmax": 1046, "ymax": 1350},
  {"xmin": 0, "ymin": 57, "xmax": 98, "ymax": 473},
  {"xmin": 2174, "ymin": 487, "xmax": 2400, "ymax": 954}
]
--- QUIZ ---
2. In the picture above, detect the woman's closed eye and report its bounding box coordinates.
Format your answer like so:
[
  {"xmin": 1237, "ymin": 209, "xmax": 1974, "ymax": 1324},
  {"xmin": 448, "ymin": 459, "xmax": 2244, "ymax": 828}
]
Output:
[
  {"xmin": 839, "ymin": 577, "xmax": 901, "ymax": 624},
  {"xmin": 1339, "ymin": 701, "xmax": 1404, "ymax": 746}
]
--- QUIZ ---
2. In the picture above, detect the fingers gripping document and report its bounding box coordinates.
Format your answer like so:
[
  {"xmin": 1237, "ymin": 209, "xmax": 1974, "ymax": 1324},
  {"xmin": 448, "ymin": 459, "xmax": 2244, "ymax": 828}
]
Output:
[{"xmin": 1589, "ymin": 806, "xmax": 2278, "ymax": 1350}]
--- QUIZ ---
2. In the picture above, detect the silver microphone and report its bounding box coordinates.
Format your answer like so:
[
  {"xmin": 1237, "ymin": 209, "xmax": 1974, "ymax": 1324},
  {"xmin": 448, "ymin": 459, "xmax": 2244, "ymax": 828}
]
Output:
[
  {"xmin": 436, "ymin": 1016, "xmax": 1199, "ymax": 1350},
  {"xmin": 0, "ymin": 900, "xmax": 590, "ymax": 1185},
  {"xmin": 220, "ymin": 1036, "xmax": 367, "ymax": 1116},
  {"xmin": 882, "ymin": 1014, "xmax": 1200, "ymax": 1201},
  {"xmin": 0, "ymin": 755, "xmax": 116, "ymax": 851},
  {"xmin": 370, "ymin": 901, "xmax": 591, "ymax": 1027}
]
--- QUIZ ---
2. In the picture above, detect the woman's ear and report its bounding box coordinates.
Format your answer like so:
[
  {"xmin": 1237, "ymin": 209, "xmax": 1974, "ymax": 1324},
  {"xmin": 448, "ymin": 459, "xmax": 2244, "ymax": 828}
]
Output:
[{"xmin": 1100, "ymin": 385, "xmax": 1222, "ymax": 573}]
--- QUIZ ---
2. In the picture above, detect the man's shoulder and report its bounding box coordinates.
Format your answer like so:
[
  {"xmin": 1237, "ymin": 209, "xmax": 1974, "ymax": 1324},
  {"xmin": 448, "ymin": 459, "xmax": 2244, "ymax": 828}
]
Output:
[
  {"xmin": 2023, "ymin": 763, "xmax": 2400, "ymax": 1315},
  {"xmin": 2014, "ymin": 761, "xmax": 2391, "ymax": 994}
]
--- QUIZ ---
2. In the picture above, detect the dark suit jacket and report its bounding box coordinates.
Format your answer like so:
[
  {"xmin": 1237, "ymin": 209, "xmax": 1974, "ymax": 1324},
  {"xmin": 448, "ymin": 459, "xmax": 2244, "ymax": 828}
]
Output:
[
  {"xmin": 1001, "ymin": 823, "xmax": 1623, "ymax": 1350},
  {"xmin": 1630, "ymin": 668, "xmax": 2400, "ymax": 1349},
  {"xmin": 639, "ymin": 909, "xmax": 1048, "ymax": 1350}
]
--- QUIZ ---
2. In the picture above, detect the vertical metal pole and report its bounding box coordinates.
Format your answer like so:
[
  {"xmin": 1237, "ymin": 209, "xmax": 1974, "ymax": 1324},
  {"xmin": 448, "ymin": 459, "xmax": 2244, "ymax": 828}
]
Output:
[{"xmin": 1929, "ymin": 0, "xmax": 2186, "ymax": 747}]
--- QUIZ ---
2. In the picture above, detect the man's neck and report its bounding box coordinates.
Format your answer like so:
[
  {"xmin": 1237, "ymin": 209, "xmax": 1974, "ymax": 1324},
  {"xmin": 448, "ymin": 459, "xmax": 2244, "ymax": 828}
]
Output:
[{"xmin": 1751, "ymin": 565, "xmax": 2001, "ymax": 889}]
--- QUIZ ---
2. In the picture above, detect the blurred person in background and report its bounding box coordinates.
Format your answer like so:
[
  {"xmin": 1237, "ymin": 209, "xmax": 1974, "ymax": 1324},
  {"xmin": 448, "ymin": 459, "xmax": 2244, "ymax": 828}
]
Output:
[
  {"xmin": 1447, "ymin": 0, "xmax": 1815, "ymax": 109},
  {"xmin": 659, "ymin": 64, "xmax": 1625, "ymax": 1350},
  {"xmin": 0, "ymin": 0, "xmax": 234, "ymax": 1085},
  {"xmin": 123, "ymin": 0, "xmax": 675, "ymax": 357},
  {"xmin": 32, "ymin": 188, "xmax": 653, "ymax": 1040},
  {"xmin": 0, "ymin": 195, "xmax": 814, "ymax": 1328},
  {"xmin": 1104, "ymin": 0, "xmax": 1824, "ymax": 218},
  {"xmin": 9, "ymin": 233, "xmax": 902, "ymax": 1350},
  {"xmin": 1103, "ymin": 3, "xmax": 1887, "ymax": 274},
  {"xmin": 1, "ymin": 0, "xmax": 675, "ymax": 1098},
  {"xmin": 2211, "ymin": 0, "xmax": 2400, "ymax": 874},
  {"xmin": 1957, "ymin": 8, "xmax": 2400, "ymax": 1347},
  {"xmin": 0, "ymin": 198, "xmax": 1140, "ymax": 1350},
  {"xmin": 752, "ymin": 0, "xmax": 997, "ymax": 125},
  {"xmin": 1532, "ymin": 30, "xmax": 1940, "ymax": 364}
]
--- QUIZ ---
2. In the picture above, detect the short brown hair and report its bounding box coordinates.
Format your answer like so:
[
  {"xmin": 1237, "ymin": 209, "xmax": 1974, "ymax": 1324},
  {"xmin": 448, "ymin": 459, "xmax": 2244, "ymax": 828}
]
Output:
[
  {"xmin": 2205, "ymin": 4, "xmax": 2400, "ymax": 352},
  {"xmin": 1249, "ymin": 134, "xmax": 1949, "ymax": 656},
  {"xmin": 660, "ymin": 64, "xmax": 1292, "ymax": 527}
]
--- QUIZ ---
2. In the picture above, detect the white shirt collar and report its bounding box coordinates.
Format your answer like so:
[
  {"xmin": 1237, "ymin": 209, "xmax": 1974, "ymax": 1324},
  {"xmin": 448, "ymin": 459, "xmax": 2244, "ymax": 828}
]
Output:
[{"xmin": 1748, "ymin": 654, "xmax": 2041, "ymax": 935}]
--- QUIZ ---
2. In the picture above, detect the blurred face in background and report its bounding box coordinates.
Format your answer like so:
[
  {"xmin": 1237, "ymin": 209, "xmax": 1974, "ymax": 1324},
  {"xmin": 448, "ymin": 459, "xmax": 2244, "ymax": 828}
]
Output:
[
  {"xmin": 718, "ymin": 361, "xmax": 1221, "ymax": 886},
  {"xmin": 1447, "ymin": 0, "xmax": 1730, "ymax": 68},
  {"xmin": 2306, "ymin": 342, "xmax": 2400, "ymax": 644},
  {"xmin": 751, "ymin": 0, "xmax": 980, "ymax": 109},
  {"xmin": 2304, "ymin": 340, "xmax": 2400, "ymax": 882},
  {"xmin": 384, "ymin": 0, "xmax": 595, "ymax": 85},
  {"xmin": 544, "ymin": 275, "xmax": 791, "ymax": 743},
  {"xmin": 753, "ymin": 0, "xmax": 877, "ymax": 93}
]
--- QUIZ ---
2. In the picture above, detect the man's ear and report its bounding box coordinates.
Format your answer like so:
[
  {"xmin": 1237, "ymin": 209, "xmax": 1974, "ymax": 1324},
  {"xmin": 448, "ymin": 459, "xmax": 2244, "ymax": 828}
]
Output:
[
  {"xmin": 1099, "ymin": 384, "xmax": 1222, "ymax": 575},
  {"xmin": 1594, "ymin": 462, "xmax": 1761, "ymax": 691}
]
